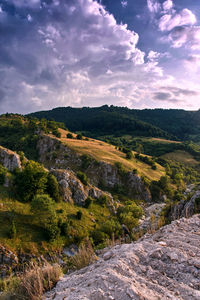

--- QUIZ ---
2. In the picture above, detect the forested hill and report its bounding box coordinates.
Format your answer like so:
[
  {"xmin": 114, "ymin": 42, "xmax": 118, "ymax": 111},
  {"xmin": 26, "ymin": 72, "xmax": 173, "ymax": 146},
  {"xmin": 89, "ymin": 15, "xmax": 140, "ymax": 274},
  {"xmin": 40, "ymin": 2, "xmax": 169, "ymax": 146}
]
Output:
[{"xmin": 28, "ymin": 106, "xmax": 200, "ymax": 141}]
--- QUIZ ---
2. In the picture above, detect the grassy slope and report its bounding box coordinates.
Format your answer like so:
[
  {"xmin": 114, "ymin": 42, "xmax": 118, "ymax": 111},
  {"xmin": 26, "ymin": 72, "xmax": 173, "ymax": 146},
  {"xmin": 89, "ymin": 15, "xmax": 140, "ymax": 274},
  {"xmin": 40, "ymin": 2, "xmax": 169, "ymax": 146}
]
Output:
[
  {"xmin": 0, "ymin": 186, "xmax": 110, "ymax": 253},
  {"xmin": 57, "ymin": 129, "xmax": 165, "ymax": 181},
  {"xmin": 161, "ymin": 150, "xmax": 199, "ymax": 167}
]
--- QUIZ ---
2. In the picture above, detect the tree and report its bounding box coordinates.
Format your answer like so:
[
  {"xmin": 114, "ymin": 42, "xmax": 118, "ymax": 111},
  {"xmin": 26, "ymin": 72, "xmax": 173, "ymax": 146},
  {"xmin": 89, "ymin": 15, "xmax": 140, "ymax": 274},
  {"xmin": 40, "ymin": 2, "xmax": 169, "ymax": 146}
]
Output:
[
  {"xmin": 14, "ymin": 161, "xmax": 48, "ymax": 202},
  {"xmin": 76, "ymin": 133, "xmax": 83, "ymax": 140},
  {"xmin": 31, "ymin": 194, "xmax": 59, "ymax": 240},
  {"xmin": 46, "ymin": 173, "xmax": 60, "ymax": 202},
  {"xmin": 67, "ymin": 133, "xmax": 73, "ymax": 139},
  {"xmin": 126, "ymin": 151, "xmax": 133, "ymax": 160}
]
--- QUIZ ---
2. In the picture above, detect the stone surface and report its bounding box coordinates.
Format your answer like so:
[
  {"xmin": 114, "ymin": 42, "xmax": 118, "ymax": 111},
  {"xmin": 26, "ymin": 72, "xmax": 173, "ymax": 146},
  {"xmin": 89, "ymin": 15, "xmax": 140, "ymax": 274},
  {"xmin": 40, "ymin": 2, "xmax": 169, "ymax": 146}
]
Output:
[
  {"xmin": 0, "ymin": 145, "xmax": 21, "ymax": 171},
  {"xmin": 50, "ymin": 169, "xmax": 113, "ymax": 207},
  {"xmin": 171, "ymin": 190, "xmax": 200, "ymax": 220},
  {"xmin": 45, "ymin": 215, "xmax": 200, "ymax": 300}
]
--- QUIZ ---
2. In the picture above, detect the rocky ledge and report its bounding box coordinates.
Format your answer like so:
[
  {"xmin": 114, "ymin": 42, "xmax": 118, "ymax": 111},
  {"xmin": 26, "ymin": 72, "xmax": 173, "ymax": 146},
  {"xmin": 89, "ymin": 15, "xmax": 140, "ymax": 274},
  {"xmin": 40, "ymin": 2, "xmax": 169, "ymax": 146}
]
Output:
[{"xmin": 46, "ymin": 215, "xmax": 200, "ymax": 300}]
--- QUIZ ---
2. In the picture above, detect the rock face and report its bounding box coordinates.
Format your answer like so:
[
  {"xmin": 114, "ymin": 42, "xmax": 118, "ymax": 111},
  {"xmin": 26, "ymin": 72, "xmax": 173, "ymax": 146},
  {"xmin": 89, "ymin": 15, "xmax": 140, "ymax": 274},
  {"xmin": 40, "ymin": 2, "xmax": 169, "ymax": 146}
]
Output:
[
  {"xmin": 50, "ymin": 169, "xmax": 113, "ymax": 207},
  {"xmin": 0, "ymin": 146, "xmax": 21, "ymax": 171},
  {"xmin": 37, "ymin": 134, "xmax": 151, "ymax": 202},
  {"xmin": 0, "ymin": 245, "xmax": 18, "ymax": 278},
  {"xmin": 46, "ymin": 215, "xmax": 200, "ymax": 300},
  {"xmin": 171, "ymin": 190, "xmax": 200, "ymax": 221}
]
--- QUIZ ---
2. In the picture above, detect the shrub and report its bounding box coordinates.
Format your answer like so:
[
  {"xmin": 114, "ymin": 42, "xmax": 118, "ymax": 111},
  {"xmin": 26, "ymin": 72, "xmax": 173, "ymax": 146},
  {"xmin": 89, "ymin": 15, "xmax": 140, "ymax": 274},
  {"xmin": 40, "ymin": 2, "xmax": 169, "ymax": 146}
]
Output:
[
  {"xmin": 52, "ymin": 129, "xmax": 61, "ymax": 138},
  {"xmin": 76, "ymin": 133, "xmax": 83, "ymax": 140},
  {"xmin": 9, "ymin": 221, "xmax": 17, "ymax": 239},
  {"xmin": 67, "ymin": 133, "xmax": 73, "ymax": 139},
  {"xmin": 98, "ymin": 194, "xmax": 109, "ymax": 205},
  {"xmin": 14, "ymin": 161, "xmax": 48, "ymax": 202},
  {"xmin": 0, "ymin": 164, "xmax": 7, "ymax": 185},
  {"xmin": 77, "ymin": 171, "xmax": 88, "ymax": 185},
  {"xmin": 91, "ymin": 229, "xmax": 109, "ymax": 245},
  {"xmin": 84, "ymin": 196, "xmax": 93, "ymax": 208},
  {"xmin": 76, "ymin": 210, "xmax": 83, "ymax": 220},
  {"xmin": 81, "ymin": 154, "xmax": 93, "ymax": 170},
  {"xmin": 126, "ymin": 151, "xmax": 133, "ymax": 160},
  {"xmin": 31, "ymin": 194, "xmax": 59, "ymax": 240},
  {"xmin": 46, "ymin": 173, "xmax": 60, "ymax": 202}
]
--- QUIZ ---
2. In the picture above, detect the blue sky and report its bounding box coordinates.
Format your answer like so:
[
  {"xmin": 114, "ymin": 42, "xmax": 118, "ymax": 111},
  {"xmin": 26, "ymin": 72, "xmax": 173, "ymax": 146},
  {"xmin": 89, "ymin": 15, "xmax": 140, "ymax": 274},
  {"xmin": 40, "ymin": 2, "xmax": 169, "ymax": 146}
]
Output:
[{"xmin": 0, "ymin": 0, "xmax": 200, "ymax": 113}]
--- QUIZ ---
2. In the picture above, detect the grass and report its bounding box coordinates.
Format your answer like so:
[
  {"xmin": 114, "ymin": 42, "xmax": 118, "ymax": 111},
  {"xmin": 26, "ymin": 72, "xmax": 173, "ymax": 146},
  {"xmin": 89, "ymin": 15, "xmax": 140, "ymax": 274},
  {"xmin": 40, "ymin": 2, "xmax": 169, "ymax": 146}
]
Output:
[
  {"xmin": 55, "ymin": 129, "xmax": 165, "ymax": 181},
  {"xmin": 0, "ymin": 185, "xmax": 112, "ymax": 253},
  {"xmin": 0, "ymin": 262, "xmax": 62, "ymax": 300},
  {"xmin": 161, "ymin": 150, "xmax": 199, "ymax": 167}
]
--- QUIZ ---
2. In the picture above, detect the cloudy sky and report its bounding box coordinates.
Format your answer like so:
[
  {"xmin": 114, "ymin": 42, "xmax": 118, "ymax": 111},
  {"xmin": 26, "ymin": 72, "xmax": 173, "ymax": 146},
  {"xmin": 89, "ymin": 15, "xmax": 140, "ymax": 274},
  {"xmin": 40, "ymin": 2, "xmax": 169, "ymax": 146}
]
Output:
[{"xmin": 0, "ymin": 0, "xmax": 200, "ymax": 113}]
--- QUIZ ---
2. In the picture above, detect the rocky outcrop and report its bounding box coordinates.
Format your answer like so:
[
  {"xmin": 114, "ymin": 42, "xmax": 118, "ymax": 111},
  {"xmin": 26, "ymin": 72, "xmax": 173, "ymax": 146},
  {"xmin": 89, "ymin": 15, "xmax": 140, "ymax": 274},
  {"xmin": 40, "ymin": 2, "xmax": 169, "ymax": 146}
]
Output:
[
  {"xmin": 0, "ymin": 245, "xmax": 18, "ymax": 278},
  {"xmin": 0, "ymin": 146, "xmax": 21, "ymax": 171},
  {"xmin": 171, "ymin": 190, "xmax": 200, "ymax": 221},
  {"xmin": 37, "ymin": 134, "xmax": 151, "ymax": 202},
  {"xmin": 50, "ymin": 169, "xmax": 114, "ymax": 207},
  {"xmin": 46, "ymin": 215, "xmax": 200, "ymax": 300}
]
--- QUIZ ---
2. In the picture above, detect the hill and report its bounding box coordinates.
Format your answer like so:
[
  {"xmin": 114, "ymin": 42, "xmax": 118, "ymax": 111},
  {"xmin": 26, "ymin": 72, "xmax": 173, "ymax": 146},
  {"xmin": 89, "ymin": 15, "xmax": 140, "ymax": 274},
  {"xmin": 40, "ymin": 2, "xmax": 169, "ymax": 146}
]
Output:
[
  {"xmin": 28, "ymin": 106, "xmax": 174, "ymax": 140},
  {"xmin": 28, "ymin": 105, "xmax": 200, "ymax": 141}
]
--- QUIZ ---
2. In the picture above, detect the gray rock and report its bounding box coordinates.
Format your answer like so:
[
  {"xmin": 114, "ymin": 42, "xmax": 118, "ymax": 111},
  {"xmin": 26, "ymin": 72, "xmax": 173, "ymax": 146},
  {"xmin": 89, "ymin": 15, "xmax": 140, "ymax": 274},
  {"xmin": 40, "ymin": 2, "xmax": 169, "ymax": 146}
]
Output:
[
  {"xmin": 45, "ymin": 215, "xmax": 200, "ymax": 300},
  {"xmin": 0, "ymin": 146, "xmax": 21, "ymax": 171}
]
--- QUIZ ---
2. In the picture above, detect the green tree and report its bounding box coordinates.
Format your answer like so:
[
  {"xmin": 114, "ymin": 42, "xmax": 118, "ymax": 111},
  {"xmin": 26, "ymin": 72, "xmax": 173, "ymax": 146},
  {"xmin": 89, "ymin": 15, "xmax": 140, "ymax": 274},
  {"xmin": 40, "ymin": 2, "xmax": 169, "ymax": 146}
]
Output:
[
  {"xmin": 14, "ymin": 161, "xmax": 48, "ymax": 202},
  {"xmin": 46, "ymin": 173, "xmax": 60, "ymax": 202},
  {"xmin": 31, "ymin": 194, "xmax": 59, "ymax": 240}
]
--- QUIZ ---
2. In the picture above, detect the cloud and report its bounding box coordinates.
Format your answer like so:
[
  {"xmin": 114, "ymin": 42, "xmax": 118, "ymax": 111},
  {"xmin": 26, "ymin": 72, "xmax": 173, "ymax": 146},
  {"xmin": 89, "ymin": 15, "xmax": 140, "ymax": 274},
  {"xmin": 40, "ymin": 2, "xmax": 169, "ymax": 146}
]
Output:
[
  {"xmin": 153, "ymin": 86, "xmax": 199, "ymax": 103},
  {"xmin": 168, "ymin": 26, "xmax": 200, "ymax": 49},
  {"xmin": 162, "ymin": 0, "xmax": 173, "ymax": 12},
  {"xmin": 147, "ymin": 0, "xmax": 161, "ymax": 14},
  {"xmin": 158, "ymin": 8, "xmax": 196, "ymax": 32},
  {"xmin": 1, "ymin": 0, "xmax": 165, "ymax": 113},
  {"xmin": 121, "ymin": 1, "xmax": 128, "ymax": 8}
]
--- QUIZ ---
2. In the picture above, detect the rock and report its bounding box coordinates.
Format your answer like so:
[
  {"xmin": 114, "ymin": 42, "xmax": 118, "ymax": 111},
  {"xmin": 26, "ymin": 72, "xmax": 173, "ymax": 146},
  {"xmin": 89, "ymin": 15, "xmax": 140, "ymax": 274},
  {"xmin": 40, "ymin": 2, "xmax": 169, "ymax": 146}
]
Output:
[
  {"xmin": 45, "ymin": 215, "xmax": 200, "ymax": 300},
  {"xmin": 37, "ymin": 134, "xmax": 152, "ymax": 202},
  {"xmin": 0, "ymin": 146, "xmax": 22, "ymax": 171},
  {"xmin": 171, "ymin": 190, "xmax": 200, "ymax": 220}
]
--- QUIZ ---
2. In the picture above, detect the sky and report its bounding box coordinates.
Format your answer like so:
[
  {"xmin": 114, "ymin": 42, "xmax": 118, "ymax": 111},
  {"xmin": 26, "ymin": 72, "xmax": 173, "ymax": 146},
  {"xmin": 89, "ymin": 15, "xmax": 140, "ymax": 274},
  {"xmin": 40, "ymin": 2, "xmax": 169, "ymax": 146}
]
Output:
[{"xmin": 0, "ymin": 0, "xmax": 200, "ymax": 114}]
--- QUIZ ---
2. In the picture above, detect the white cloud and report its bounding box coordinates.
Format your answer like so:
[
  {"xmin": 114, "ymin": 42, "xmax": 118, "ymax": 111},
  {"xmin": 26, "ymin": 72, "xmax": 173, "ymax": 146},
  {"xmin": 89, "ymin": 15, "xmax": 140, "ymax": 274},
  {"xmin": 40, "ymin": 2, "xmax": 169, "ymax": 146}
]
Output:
[
  {"xmin": 163, "ymin": 0, "xmax": 173, "ymax": 12},
  {"xmin": 121, "ymin": 1, "xmax": 128, "ymax": 8},
  {"xmin": 159, "ymin": 8, "xmax": 196, "ymax": 32},
  {"xmin": 168, "ymin": 26, "xmax": 200, "ymax": 49},
  {"xmin": 147, "ymin": 0, "xmax": 161, "ymax": 14}
]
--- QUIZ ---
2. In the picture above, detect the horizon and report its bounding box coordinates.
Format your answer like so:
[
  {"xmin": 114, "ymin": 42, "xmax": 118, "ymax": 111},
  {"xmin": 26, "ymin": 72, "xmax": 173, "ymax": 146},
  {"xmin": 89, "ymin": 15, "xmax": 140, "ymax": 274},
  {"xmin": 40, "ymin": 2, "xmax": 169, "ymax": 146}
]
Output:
[{"xmin": 0, "ymin": 0, "xmax": 200, "ymax": 113}]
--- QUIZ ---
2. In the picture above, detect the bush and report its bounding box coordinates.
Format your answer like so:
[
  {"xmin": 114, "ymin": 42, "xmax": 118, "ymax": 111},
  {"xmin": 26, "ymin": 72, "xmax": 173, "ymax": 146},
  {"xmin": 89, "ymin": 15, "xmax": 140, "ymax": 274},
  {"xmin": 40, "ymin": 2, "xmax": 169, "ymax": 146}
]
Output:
[
  {"xmin": 98, "ymin": 194, "xmax": 109, "ymax": 205},
  {"xmin": 31, "ymin": 194, "xmax": 59, "ymax": 240},
  {"xmin": 0, "ymin": 164, "xmax": 7, "ymax": 185},
  {"xmin": 76, "ymin": 133, "xmax": 83, "ymax": 140},
  {"xmin": 46, "ymin": 173, "xmax": 60, "ymax": 202},
  {"xmin": 126, "ymin": 151, "xmax": 133, "ymax": 160},
  {"xmin": 67, "ymin": 133, "xmax": 73, "ymax": 139},
  {"xmin": 91, "ymin": 229, "xmax": 109, "ymax": 245},
  {"xmin": 76, "ymin": 210, "xmax": 83, "ymax": 220},
  {"xmin": 77, "ymin": 171, "xmax": 88, "ymax": 185},
  {"xmin": 14, "ymin": 161, "xmax": 48, "ymax": 202},
  {"xmin": 52, "ymin": 129, "xmax": 61, "ymax": 138},
  {"xmin": 84, "ymin": 196, "xmax": 93, "ymax": 208},
  {"xmin": 9, "ymin": 221, "xmax": 17, "ymax": 239}
]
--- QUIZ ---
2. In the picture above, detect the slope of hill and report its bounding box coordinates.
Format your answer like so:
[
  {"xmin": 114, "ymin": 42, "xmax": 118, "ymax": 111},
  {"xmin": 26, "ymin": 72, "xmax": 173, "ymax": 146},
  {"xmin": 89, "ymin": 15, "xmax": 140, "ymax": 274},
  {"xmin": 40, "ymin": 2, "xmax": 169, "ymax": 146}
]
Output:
[
  {"xmin": 46, "ymin": 215, "xmax": 200, "ymax": 300},
  {"xmin": 28, "ymin": 105, "xmax": 200, "ymax": 141}
]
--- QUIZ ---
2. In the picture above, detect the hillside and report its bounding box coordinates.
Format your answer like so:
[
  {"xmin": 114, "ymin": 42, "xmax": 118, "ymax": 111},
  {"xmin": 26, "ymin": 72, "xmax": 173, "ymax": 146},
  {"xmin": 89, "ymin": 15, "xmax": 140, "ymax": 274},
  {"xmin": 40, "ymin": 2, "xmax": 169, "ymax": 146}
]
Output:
[
  {"xmin": 28, "ymin": 106, "xmax": 174, "ymax": 140},
  {"xmin": 46, "ymin": 215, "xmax": 200, "ymax": 300},
  {"xmin": 28, "ymin": 106, "xmax": 200, "ymax": 141}
]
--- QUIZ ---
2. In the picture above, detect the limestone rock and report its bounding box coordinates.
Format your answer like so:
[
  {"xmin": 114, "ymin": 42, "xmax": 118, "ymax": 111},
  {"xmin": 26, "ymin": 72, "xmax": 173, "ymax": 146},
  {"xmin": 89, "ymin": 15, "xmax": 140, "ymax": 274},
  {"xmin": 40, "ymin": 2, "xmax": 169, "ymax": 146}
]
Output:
[
  {"xmin": 45, "ymin": 215, "xmax": 200, "ymax": 300},
  {"xmin": 0, "ymin": 146, "xmax": 21, "ymax": 171}
]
